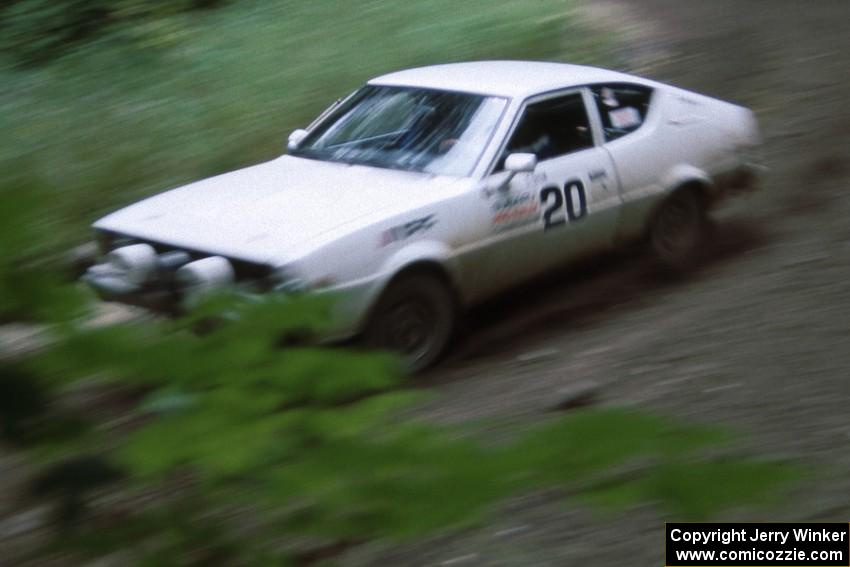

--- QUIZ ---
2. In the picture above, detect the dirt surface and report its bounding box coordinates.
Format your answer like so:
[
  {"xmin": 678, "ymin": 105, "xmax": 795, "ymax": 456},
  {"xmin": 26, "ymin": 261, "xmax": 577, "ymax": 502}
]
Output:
[{"xmin": 348, "ymin": 1, "xmax": 850, "ymax": 565}]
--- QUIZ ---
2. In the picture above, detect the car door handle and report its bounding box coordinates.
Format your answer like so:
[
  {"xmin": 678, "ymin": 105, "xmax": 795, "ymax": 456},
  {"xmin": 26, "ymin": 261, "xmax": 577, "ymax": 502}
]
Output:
[{"xmin": 588, "ymin": 169, "xmax": 607, "ymax": 181}]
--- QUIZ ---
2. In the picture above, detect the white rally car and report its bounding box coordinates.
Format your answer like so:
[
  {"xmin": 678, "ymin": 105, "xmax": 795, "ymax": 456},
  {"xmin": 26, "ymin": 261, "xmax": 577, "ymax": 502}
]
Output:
[{"xmin": 85, "ymin": 61, "xmax": 761, "ymax": 370}]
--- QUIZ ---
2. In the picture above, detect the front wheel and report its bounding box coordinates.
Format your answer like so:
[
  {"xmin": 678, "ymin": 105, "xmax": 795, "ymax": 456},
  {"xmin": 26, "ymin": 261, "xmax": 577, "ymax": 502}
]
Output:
[
  {"xmin": 650, "ymin": 187, "xmax": 708, "ymax": 272},
  {"xmin": 364, "ymin": 274, "xmax": 456, "ymax": 373}
]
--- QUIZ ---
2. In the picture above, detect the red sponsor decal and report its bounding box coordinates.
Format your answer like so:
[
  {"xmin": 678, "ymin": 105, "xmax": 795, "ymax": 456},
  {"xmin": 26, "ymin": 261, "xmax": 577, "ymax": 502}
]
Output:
[{"xmin": 492, "ymin": 203, "xmax": 539, "ymax": 225}]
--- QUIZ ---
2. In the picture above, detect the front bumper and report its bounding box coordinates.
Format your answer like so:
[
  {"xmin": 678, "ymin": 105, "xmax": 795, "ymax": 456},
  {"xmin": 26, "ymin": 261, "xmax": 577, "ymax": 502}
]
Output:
[
  {"xmin": 83, "ymin": 238, "xmax": 276, "ymax": 314},
  {"xmin": 83, "ymin": 247, "xmax": 382, "ymax": 340}
]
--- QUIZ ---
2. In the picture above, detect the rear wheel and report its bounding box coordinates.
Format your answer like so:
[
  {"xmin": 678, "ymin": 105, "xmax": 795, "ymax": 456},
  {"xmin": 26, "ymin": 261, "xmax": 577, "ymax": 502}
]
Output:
[
  {"xmin": 364, "ymin": 274, "xmax": 456, "ymax": 373},
  {"xmin": 650, "ymin": 187, "xmax": 708, "ymax": 272}
]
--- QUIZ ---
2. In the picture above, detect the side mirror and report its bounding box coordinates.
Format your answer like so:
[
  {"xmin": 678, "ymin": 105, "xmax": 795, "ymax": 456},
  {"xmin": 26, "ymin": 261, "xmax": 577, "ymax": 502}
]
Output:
[
  {"xmin": 504, "ymin": 152, "xmax": 537, "ymax": 173},
  {"xmin": 287, "ymin": 129, "xmax": 308, "ymax": 151},
  {"xmin": 481, "ymin": 153, "xmax": 537, "ymax": 195}
]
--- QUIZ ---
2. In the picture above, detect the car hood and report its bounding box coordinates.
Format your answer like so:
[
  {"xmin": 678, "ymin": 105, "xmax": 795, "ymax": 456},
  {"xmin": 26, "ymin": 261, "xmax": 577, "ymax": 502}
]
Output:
[{"xmin": 94, "ymin": 155, "xmax": 460, "ymax": 264}]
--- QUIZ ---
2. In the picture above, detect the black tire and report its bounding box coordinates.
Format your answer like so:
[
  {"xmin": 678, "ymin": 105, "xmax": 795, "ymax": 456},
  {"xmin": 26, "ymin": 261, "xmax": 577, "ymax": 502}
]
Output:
[
  {"xmin": 364, "ymin": 273, "xmax": 456, "ymax": 373},
  {"xmin": 650, "ymin": 187, "xmax": 708, "ymax": 272}
]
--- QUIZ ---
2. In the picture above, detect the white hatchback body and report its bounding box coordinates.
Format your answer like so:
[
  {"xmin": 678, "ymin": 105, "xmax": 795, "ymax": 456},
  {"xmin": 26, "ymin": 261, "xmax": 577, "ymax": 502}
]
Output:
[{"xmin": 86, "ymin": 61, "xmax": 761, "ymax": 339}]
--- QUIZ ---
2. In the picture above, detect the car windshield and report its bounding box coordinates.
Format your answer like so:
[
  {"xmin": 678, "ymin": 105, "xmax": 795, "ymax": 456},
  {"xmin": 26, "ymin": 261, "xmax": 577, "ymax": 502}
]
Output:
[{"xmin": 290, "ymin": 85, "xmax": 507, "ymax": 177}]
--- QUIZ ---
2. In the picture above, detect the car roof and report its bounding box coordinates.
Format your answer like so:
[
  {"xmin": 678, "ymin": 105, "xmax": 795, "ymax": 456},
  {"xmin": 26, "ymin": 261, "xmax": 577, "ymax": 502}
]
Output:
[{"xmin": 369, "ymin": 60, "xmax": 651, "ymax": 99}]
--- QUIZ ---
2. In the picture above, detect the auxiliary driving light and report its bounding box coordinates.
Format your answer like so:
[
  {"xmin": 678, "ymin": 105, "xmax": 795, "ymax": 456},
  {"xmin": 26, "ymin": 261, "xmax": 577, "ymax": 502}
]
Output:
[
  {"xmin": 175, "ymin": 256, "xmax": 235, "ymax": 296},
  {"xmin": 106, "ymin": 243, "xmax": 158, "ymax": 286}
]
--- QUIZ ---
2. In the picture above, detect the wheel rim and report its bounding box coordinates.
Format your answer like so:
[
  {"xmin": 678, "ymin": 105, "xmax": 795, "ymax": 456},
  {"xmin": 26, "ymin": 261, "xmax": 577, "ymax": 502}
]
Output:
[
  {"xmin": 657, "ymin": 194, "xmax": 696, "ymax": 254},
  {"xmin": 385, "ymin": 297, "xmax": 437, "ymax": 361}
]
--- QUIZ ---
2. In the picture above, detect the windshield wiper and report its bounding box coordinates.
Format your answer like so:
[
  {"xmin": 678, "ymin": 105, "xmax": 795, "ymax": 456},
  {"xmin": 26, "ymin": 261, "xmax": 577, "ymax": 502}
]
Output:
[{"xmin": 292, "ymin": 148, "xmax": 420, "ymax": 173}]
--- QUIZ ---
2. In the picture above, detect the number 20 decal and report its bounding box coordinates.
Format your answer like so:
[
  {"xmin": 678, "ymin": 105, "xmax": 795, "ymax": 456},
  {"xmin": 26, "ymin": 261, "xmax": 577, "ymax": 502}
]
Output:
[{"xmin": 540, "ymin": 179, "xmax": 587, "ymax": 230}]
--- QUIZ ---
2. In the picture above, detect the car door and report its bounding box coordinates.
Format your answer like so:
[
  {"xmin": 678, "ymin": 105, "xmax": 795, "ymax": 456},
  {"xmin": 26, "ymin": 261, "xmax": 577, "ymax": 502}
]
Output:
[
  {"xmin": 516, "ymin": 90, "xmax": 622, "ymax": 267},
  {"xmin": 462, "ymin": 89, "xmax": 622, "ymax": 299}
]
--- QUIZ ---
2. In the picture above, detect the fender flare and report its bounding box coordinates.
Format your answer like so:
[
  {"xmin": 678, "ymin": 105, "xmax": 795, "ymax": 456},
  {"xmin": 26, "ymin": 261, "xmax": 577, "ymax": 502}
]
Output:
[
  {"xmin": 361, "ymin": 240, "xmax": 463, "ymax": 322},
  {"xmin": 660, "ymin": 164, "xmax": 714, "ymax": 198},
  {"xmin": 643, "ymin": 164, "xmax": 713, "ymax": 232}
]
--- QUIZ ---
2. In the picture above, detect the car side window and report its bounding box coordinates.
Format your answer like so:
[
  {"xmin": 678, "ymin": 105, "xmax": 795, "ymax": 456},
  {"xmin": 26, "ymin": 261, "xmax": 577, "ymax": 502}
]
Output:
[
  {"xmin": 591, "ymin": 83, "xmax": 654, "ymax": 142},
  {"xmin": 498, "ymin": 92, "xmax": 593, "ymax": 170}
]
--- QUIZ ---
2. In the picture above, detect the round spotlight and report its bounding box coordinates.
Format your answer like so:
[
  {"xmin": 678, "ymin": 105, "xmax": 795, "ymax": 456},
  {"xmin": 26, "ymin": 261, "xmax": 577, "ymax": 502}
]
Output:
[
  {"xmin": 175, "ymin": 256, "xmax": 235, "ymax": 296},
  {"xmin": 106, "ymin": 244, "xmax": 158, "ymax": 286}
]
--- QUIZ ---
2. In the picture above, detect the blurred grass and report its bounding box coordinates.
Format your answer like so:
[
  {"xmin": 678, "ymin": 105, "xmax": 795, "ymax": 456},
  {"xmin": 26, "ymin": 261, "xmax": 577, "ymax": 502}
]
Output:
[{"xmin": 1, "ymin": 0, "xmax": 606, "ymax": 253}]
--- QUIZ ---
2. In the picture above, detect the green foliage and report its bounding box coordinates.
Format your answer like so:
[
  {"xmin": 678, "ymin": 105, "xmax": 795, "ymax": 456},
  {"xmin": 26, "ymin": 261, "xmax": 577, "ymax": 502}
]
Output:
[
  {"xmin": 641, "ymin": 460, "xmax": 801, "ymax": 518},
  {"xmin": 506, "ymin": 409, "xmax": 732, "ymax": 483},
  {"xmin": 573, "ymin": 458, "xmax": 800, "ymax": 518}
]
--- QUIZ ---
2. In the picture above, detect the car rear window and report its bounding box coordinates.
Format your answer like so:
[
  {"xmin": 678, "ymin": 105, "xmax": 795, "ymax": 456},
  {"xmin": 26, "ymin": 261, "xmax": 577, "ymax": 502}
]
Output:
[{"xmin": 591, "ymin": 83, "xmax": 654, "ymax": 142}]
